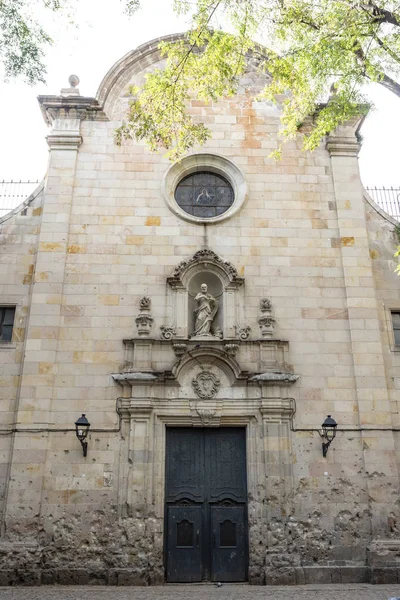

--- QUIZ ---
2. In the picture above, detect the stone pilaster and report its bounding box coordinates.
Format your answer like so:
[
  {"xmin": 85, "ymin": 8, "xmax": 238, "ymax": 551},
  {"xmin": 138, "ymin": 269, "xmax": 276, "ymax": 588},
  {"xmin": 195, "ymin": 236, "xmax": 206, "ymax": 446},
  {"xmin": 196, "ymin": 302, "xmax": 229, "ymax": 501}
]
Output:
[
  {"xmin": 261, "ymin": 402, "xmax": 295, "ymax": 584},
  {"xmin": 4, "ymin": 92, "xmax": 90, "ymax": 524},
  {"xmin": 16, "ymin": 110, "xmax": 82, "ymax": 426},
  {"xmin": 327, "ymin": 121, "xmax": 400, "ymax": 547},
  {"xmin": 122, "ymin": 401, "xmax": 153, "ymax": 517}
]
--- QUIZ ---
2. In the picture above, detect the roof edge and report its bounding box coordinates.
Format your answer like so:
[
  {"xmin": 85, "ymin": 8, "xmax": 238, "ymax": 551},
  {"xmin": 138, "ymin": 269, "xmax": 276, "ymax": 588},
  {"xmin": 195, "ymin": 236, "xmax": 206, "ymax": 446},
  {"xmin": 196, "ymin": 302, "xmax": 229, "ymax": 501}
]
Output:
[
  {"xmin": 363, "ymin": 187, "xmax": 399, "ymax": 227},
  {"xmin": 0, "ymin": 181, "xmax": 45, "ymax": 225},
  {"xmin": 95, "ymin": 32, "xmax": 186, "ymax": 108}
]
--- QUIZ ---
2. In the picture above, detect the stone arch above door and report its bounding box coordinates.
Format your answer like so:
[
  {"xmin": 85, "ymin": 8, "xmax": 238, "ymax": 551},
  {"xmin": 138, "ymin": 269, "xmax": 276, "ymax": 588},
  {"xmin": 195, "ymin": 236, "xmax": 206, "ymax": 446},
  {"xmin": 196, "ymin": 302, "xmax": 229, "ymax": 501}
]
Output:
[{"xmin": 173, "ymin": 346, "xmax": 242, "ymax": 387}]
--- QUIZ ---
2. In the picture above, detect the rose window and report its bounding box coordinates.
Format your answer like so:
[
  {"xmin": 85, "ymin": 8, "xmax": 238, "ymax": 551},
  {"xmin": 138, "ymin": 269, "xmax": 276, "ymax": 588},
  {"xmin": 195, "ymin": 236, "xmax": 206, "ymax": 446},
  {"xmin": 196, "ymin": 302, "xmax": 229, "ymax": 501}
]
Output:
[{"xmin": 174, "ymin": 172, "xmax": 234, "ymax": 219}]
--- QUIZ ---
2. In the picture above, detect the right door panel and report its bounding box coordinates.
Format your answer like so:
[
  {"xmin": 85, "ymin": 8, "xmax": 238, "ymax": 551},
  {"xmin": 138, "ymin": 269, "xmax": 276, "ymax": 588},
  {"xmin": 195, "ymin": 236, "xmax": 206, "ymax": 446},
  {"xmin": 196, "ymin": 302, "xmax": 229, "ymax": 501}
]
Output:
[{"xmin": 210, "ymin": 505, "xmax": 247, "ymax": 582}]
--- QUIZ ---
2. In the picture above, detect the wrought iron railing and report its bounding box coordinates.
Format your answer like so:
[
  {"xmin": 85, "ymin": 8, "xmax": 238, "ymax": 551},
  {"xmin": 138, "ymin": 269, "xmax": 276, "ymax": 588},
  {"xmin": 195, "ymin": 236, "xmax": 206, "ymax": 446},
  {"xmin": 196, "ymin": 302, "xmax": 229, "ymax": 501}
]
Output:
[
  {"xmin": 0, "ymin": 180, "xmax": 40, "ymax": 218},
  {"xmin": 366, "ymin": 187, "xmax": 400, "ymax": 221}
]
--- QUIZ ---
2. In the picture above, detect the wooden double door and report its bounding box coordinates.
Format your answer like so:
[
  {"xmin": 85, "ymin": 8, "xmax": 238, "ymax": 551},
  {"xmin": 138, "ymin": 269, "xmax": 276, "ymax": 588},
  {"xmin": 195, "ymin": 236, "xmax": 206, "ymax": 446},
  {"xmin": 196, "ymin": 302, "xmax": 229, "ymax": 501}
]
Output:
[{"xmin": 165, "ymin": 427, "xmax": 248, "ymax": 582}]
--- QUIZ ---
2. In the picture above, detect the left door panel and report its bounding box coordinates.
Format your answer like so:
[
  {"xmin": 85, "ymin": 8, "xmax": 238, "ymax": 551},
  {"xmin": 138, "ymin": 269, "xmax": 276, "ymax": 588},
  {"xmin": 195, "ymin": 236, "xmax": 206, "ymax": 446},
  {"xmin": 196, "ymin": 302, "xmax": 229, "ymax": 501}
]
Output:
[{"xmin": 166, "ymin": 505, "xmax": 203, "ymax": 582}]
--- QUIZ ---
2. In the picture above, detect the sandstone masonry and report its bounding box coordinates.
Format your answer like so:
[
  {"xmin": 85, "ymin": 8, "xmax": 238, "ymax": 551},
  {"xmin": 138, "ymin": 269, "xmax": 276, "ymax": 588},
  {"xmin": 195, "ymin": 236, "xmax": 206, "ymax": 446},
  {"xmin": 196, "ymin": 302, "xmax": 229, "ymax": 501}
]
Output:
[{"xmin": 0, "ymin": 34, "xmax": 400, "ymax": 586}]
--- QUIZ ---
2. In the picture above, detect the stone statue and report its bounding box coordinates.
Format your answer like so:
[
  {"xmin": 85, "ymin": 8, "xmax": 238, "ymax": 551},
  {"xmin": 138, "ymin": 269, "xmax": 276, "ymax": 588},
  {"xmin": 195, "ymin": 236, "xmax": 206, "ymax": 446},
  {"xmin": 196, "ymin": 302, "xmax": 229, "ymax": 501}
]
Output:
[{"xmin": 193, "ymin": 283, "xmax": 219, "ymax": 337}]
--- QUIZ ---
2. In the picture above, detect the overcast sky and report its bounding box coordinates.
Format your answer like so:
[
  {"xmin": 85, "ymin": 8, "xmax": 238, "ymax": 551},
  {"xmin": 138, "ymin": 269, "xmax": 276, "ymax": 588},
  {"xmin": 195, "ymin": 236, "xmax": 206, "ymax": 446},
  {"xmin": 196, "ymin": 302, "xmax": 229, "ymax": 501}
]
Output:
[{"xmin": 0, "ymin": 0, "xmax": 399, "ymax": 188}]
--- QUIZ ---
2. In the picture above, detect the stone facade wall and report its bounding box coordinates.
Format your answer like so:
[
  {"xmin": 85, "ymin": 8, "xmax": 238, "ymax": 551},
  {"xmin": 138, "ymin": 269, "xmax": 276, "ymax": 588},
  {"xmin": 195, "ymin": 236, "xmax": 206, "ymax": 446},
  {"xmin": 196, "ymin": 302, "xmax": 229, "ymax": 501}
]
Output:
[
  {"xmin": 0, "ymin": 35, "xmax": 399, "ymax": 585},
  {"xmin": 0, "ymin": 186, "xmax": 43, "ymax": 525}
]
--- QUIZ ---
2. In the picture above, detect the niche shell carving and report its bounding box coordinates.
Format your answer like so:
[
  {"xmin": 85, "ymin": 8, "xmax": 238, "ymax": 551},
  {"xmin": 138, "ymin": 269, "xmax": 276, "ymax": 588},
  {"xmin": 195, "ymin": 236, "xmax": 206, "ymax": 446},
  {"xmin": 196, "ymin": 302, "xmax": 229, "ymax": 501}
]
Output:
[
  {"xmin": 172, "ymin": 249, "xmax": 238, "ymax": 280},
  {"xmin": 192, "ymin": 368, "xmax": 221, "ymax": 399}
]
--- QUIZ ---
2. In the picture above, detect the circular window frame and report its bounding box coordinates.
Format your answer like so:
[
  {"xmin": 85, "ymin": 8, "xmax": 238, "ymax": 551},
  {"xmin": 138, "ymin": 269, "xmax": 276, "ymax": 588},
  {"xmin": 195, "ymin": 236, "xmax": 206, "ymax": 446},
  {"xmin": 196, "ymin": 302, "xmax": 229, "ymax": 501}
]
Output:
[{"xmin": 162, "ymin": 154, "xmax": 248, "ymax": 224}]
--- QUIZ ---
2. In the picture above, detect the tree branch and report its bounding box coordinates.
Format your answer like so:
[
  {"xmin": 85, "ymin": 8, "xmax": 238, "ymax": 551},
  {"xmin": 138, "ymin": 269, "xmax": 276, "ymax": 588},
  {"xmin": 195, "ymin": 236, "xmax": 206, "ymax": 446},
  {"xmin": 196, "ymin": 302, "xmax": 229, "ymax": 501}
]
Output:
[
  {"xmin": 373, "ymin": 33, "xmax": 400, "ymax": 64},
  {"xmin": 356, "ymin": 41, "xmax": 400, "ymax": 96},
  {"xmin": 375, "ymin": 71, "xmax": 400, "ymax": 96},
  {"xmin": 363, "ymin": 2, "xmax": 400, "ymax": 26},
  {"xmin": 299, "ymin": 18, "xmax": 320, "ymax": 30}
]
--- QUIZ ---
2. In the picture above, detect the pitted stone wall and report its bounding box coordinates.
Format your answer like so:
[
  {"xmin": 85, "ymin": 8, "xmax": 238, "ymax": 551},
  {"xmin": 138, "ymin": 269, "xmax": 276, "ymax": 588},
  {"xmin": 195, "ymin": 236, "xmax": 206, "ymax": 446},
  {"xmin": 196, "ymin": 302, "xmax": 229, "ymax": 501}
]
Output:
[
  {"xmin": 365, "ymin": 196, "xmax": 400, "ymax": 415},
  {"xmin": 0, "ymin": 187, "xmax": 43, "ymax": 525},
  {"xmin": 0, "ymin": 35, "xmax": 400, "ymax": 585}
]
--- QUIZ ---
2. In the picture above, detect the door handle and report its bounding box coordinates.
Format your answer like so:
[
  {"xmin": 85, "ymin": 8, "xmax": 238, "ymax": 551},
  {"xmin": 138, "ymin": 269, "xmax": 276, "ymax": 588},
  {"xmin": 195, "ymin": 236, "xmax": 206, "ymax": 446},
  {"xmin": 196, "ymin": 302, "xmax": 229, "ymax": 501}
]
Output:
[{"xmin": 196, "ymin": 530, "xmax": 200, "ymax": 547}]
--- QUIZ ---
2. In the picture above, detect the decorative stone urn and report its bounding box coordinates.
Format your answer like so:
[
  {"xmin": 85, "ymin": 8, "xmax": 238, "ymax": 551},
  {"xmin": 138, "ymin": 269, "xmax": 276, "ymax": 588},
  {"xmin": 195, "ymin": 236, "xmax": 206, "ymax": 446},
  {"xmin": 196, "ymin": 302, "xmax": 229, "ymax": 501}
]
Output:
[
  {"xmin": 258, "ymin": 297, "xmax": 276, "ymax": 338},
  {"xmin": 135, "ymin": 296, "xmax": 154, "ymax": 337}
]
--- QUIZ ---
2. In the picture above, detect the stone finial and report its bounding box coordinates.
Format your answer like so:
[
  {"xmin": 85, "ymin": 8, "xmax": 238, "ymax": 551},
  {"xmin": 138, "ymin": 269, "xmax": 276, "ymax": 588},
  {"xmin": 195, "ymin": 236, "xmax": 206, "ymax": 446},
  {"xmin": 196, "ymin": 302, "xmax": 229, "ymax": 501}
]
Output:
[
  {"xmin": 135, "ymin": 296, "xmax": 153, "ymax": 337},
  {"xmin": 139, "ymin": 296, "xmax": 151, "ymax": 310},
  {"xmin": 60, "ymin": 74, "xmax": 80, "ymax": 97},
  {"xmin": 258, "ymin": 297, "xmax": 275, "ymax": 338},
  {"xmin": 260, "ymin": 298, "xmax": 272, "ymax": 311},
  {"xmin": 68, "ymin": 74, "xmax": 80, "ymax": 88}
]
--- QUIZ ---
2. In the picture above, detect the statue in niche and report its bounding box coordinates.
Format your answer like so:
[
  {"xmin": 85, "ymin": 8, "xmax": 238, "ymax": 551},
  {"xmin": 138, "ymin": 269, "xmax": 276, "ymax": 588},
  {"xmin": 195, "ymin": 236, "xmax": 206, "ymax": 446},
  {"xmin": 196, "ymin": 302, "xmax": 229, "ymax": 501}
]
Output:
[{"xmin": 193, "ymin": 283, "xmax": 219, "ymax": 337}]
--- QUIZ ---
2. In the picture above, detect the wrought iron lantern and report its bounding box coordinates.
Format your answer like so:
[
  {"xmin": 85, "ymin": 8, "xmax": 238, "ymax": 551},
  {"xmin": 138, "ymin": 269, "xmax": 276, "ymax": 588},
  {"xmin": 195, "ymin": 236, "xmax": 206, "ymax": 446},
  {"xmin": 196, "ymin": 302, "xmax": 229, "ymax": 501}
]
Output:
[
  {"xmin": 75, "ymin": 414, "xmax": 90, "ymax": 457},
  {"xmin": 319, "ymin": 415, "xmax": 337, "ymax": 457}
]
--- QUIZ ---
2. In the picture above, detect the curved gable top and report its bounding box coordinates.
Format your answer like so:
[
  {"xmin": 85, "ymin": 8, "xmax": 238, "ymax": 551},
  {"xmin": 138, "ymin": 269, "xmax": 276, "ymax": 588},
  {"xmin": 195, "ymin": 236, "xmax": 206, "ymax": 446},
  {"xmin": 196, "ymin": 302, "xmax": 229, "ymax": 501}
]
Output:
[
  {"xmin": 166, "ymin": 248, "xmax": 244, "ymax": 288},
  {"xmin": 95, "ymin": 32, "xmax": 272, "ymax": 120},
  {"xmin": 95, "ymin": 32, "xmax": 185, "ymax": 118}
]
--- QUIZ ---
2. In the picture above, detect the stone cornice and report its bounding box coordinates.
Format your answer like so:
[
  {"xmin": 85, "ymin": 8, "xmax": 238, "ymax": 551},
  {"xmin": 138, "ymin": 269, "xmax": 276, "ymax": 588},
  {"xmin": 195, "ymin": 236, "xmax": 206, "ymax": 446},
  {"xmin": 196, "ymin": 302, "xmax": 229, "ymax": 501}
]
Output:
[
  {"xmin": 112, "ymin": 338, "xmax": 298, "ymax": 388},
  {"xmin": 325, "ymin": 111, "xmax": 367, "ymax": 157},
  {"xmin": 325, "ymin": 137, "xmax": 361, "ymax": 157},
  {"xmin": 46, "ymin": 134, "xmax": 83, "ymax": 151},
  {"xmin": 112, "ymin": 371, "xmax": 161, "ymax": 387},
  {"xmin": 38, "ymin": 95, "xmax": 108, "ymax": 126},
  {"xmin": 260, "ymin": 397, "xmax": 295, "ymax": 421},
  {"xmin": 45, "ymin": 117, "xmax": 83, "ymax": 151},
  {"xmin": 122, "ymin": 337, "xmax": 290, "ymax": 350},
  {"xmin": 117, "ymin": 398, "xmax": 153, "ymax": 416},
  {"xmin": 249, "ymin": 371, "xmax": 299, "ymax": 384},
  {"xmin": 112, "ymin": 368, "xmax": 298, "ymax": 388}
]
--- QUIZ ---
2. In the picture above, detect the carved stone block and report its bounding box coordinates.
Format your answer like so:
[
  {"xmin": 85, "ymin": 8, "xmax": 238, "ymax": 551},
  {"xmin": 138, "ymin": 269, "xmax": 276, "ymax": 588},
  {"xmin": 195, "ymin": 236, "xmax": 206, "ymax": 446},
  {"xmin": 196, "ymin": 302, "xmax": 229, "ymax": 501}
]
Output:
[
  {"xmin": 160, "ymin": 325, "xmax": 176, "ymax": 340},
  {"xmin": 224, "ymin": 343, "xmax": 239, "ymax": 357},
  {"xmin": 235, "ymin": 325, "xmax": 251, "ymax": 340},
  {"xmin": 173, "ymin": 343, "xmax": 187, "ymax": 357},
  {"xmin": 135, "ymin": 297, "xmax": 153, "ymax": 337},
  {"xmin": 258, "ymin": 297, "xmax": 276, "ymax": 338}
]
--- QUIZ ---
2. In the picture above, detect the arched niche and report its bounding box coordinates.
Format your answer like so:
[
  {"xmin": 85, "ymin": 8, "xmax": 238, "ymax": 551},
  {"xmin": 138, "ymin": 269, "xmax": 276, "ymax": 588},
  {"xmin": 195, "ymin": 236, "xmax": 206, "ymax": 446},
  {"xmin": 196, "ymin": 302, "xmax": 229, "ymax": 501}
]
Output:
[{"xmin": 166, "ymin": 249, "xmax": 244, "ymax": 340}]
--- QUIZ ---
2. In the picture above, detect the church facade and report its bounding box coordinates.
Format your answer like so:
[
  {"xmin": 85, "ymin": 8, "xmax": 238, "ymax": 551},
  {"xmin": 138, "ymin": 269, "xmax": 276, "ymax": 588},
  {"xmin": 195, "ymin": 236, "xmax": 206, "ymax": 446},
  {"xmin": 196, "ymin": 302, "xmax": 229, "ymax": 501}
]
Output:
[{"xmin": 1, "ymin": 34, "xmax": 400, "ymax": 585}]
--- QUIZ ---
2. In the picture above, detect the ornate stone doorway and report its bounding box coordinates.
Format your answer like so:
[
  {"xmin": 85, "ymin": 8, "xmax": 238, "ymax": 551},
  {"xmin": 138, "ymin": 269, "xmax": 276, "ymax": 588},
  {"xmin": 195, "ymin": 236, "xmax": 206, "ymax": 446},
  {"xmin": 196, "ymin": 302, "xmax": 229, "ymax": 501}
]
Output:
[
  {"xmin": 111, "ymin": 249, "xmax": 299, "ymax": 584},
  {"xmin": 165, "ymin": 427, "xmax": 248, "ymax": 583}
]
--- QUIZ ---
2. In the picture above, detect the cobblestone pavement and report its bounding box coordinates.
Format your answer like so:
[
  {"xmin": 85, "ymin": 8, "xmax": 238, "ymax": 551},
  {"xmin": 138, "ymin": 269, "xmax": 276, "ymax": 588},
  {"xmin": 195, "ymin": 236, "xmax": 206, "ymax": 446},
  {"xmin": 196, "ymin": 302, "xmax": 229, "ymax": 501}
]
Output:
[{"xmin": 0, "ymin": 585, "xmax": 400, "ymax": 600}]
